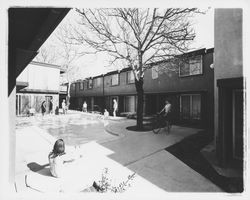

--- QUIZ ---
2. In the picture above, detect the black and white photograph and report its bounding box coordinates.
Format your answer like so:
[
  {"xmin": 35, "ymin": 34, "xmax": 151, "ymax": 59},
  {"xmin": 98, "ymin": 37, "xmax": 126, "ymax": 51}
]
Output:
[{"xmin": 0, "ymin": 0, "xmax": 248, "ymax": 199}]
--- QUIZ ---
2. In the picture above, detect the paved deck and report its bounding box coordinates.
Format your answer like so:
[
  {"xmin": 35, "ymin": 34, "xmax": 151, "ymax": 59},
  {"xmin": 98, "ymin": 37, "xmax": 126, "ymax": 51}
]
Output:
[{"xmin": 15, "ymin": 113, "xmax": 222, "ymax": 193}]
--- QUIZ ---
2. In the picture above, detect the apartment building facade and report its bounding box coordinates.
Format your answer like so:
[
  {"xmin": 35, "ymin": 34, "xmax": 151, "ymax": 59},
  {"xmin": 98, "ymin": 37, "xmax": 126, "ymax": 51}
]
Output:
[
  {"xmin": 70, "ymin": 48, "xmax": 214, "ymax": 129},
  {"xmin": 16, "ymin": 61, "xmax": 63, "ymax": 115}
]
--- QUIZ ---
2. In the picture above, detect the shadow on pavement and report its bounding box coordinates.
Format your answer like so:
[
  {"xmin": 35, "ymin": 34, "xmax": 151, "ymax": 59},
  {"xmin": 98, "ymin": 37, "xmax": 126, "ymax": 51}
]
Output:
[
  {"xmin": 126, "ymin": 123, "xmax": 154, "ymax": 132},
  {"xmin": 165, "ymin": 131, "xmax": 243, "ymax": 193}
]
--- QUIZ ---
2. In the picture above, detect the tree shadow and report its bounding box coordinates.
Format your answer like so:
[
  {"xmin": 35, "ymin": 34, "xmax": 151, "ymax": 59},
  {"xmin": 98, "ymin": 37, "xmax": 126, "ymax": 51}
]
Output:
[
  {"xmin": 126, "ymin": 123, "xmax": 154, "ymax": 132},
  {"xmin": 27, "ymin": 162, "xmax": 51, "ymax": 177}
]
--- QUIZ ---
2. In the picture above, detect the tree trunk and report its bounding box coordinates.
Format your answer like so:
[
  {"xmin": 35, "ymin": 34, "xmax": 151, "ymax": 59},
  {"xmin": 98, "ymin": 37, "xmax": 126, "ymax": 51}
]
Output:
[
  {"xmin": 135, "ymin": 77, "xmax": 144, "ymax": 130},
  {"xmin": 67, "ymin": 82, "xmax": 71, "ymax": 109}
]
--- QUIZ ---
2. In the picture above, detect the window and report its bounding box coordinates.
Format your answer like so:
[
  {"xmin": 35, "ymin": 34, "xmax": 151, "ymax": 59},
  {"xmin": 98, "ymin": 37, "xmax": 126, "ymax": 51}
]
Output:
[
  {"xmin": 127, "ymin": 71, "xmax": 135, "ymax": 84},
  {"xmin": 152, "ymin": 65, "xmax": 159, "ymax": 79},
  {"xmin": 180, "ymin": 94, "xmax": 201, "ymax": 120},
  {"xmin": 72, "ymin": 83, "xmax": 76, "ymax": 91},
  {"xmin": 111, "ymin": 74, "xmax": 119, "ymax": 86},
  {"xmin": 80, "ymin": 82, "xmax": 84, "ymax": 90},
  {"xmin": 94, "ymin": 77, "xmax": 102, "ymax": 88},
  {"xmin": 87, "ymin": 79, "xmax": 93, "ymax": 89},
  {"xmin": 179, "ymin": 55, "xmax": 202, "ymax": 77},
  {"xmin": 124, "ymin": 96, "xmax": 136, "ymax": 112}
]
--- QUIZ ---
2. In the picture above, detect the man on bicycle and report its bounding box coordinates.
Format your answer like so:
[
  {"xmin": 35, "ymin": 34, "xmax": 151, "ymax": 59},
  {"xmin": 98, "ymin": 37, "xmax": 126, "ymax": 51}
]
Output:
[{"xmin": 159, "ymin": 100, "xmax": 172, "ymax": 130}]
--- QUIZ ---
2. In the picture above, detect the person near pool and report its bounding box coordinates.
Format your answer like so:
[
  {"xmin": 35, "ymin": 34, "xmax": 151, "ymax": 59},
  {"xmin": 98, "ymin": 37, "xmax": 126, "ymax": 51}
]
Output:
[
  {"xmin": 48, "ymin": 139, "xmax": 102, "ymax": 191},
  {"xmin": 113, "ymin": 99, "xmax": 118, "ymax": 117},
  {"xmin": 103, "ymin": 109, "xmax": 109, "ymax": 119},
  {"xmin": 41, "ymin": 101, "xmax": 46, "ymax": 116},
  {"xmin": 62, "ymin": 99, "xmax": 66, "ymax": 114},
  {"xmin": 82, "ymin": 101, "xmax": 87, "ymax": 112},
  {"xmin": 49, "ymin": 98, "xmax": 53, "ymax": 114}
]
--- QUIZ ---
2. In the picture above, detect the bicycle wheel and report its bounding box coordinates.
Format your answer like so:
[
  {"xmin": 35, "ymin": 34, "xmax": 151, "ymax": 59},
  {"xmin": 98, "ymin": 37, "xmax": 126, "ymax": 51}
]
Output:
[{"xmin": 152, "ymin": 119, "xmax": 161, "ymax": 134}]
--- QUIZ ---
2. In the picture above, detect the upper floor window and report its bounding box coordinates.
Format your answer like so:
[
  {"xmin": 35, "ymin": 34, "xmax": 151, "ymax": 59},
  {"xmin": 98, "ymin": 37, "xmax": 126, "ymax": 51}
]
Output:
[
  {"xmin": 80, "ymin": 82, "xmax": 84, "ymax": 90},
  {"xmin": 127, "ymin": 71, "xmax": 135, "ymax": 84},
  {"xmin": 87, "ymin": 79, "xmax": 93, "ymax": 89},
  {"xmin": 111, "ymin": 74, "xmax": 119, "ymax": 86},
  {"xmin": 179, "ymin": 55, "xmax": 202, "ymax": 77},
  {"xmin": 94, "ymin": 77, "xmax": 102, "ymax": 88},
  {"xmin": 71, "ymin": 83, "xmax": 76, "ymax": 90},
  {"xmin": 152, "ymin": 65, "xmax": 159, "ymax": 79}
]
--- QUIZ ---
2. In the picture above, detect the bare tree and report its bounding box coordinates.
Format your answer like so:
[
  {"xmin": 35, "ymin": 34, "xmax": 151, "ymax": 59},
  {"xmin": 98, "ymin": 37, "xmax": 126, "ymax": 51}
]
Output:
[
  {"xmin": 55, "ymin": 24, "xmax": 80, "ymax": 107},
  {"xmin": 34, "ymin": 45, "xmax": 58, "ymax": 64},
  {"xmin": 69, "ymin": 8, "xmax": 201, "ymax": 129}
]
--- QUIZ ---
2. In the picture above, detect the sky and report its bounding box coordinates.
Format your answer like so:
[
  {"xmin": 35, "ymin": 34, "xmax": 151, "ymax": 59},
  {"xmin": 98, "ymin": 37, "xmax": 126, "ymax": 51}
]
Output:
[{"xmin": 39, "ymin": 8, "xmax": 214, "ymax": 80}]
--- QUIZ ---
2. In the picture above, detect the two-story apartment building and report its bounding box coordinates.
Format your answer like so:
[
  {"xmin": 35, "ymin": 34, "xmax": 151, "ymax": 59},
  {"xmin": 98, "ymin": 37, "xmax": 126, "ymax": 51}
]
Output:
[
  {"xmin": 16, "ymin": 61, "xmax": 63, "ymax": 115},
  {"xmin": 70, "ymin": 47, "xmax": 214, "ymax": 129}
]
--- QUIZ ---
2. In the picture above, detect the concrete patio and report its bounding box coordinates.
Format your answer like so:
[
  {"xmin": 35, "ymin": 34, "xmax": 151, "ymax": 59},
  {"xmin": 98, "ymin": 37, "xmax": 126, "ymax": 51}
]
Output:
[{"xmin": 15, "ymin": 113, "xmax": 222, "ymax": 194}]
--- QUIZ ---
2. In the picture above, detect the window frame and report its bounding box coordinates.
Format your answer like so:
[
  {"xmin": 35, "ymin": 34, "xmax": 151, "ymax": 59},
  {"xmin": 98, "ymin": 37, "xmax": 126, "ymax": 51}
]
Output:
[
  {"xmin": 71, "ymin": 83, "xmax": 76, "ymax": 91},
  {"xmin": 127, "ymin": 71, "xmax": 135, "ymax": 84},
  {"xmin": 179, "ymin": 55, "xmax": 203, "ymax": 77},
  {"xmin": 79, "ymin": 82, "xmax": 84, "ymax": 90},
  {"xmin": 111, "ymin": 73, "xmax": 119, "ymax": 86},
  {"xmin": 151, "ymin": 65, "xmax": 159, "ymax": 79},
  {"xmin": 180, "ymin": 93, "xmax": 201, "ymax": 120},
  {"xmin": 94, "ymin": 77, "xmax": 102, "ymax": 88},
  {"xmin": 87, "ymin": 79, "xmax": 93, "ymax": 89}
]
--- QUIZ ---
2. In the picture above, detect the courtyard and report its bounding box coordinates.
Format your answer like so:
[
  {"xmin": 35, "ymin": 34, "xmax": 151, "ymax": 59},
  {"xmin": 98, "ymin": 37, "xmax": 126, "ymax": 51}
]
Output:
[{"xmin": 15, "ymin": 111, "xmax": 226, "ymax": 194}]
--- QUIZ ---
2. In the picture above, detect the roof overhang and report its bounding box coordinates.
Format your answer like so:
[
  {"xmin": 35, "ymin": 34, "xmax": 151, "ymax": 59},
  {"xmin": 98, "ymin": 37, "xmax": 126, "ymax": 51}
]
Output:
[
  {"xmin": 16, "ymin": 81, "xmax": 29, "ymax": 91},
  {"xmin": 9, "ymin": 8, "xmax": 70, "ymax": 95}
]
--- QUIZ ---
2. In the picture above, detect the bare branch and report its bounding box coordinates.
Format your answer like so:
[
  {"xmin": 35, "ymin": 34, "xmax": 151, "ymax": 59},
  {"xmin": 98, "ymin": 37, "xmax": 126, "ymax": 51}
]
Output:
[{"xmin": 66, "ymin": 8, "xmax": 202, "ymax": 80}]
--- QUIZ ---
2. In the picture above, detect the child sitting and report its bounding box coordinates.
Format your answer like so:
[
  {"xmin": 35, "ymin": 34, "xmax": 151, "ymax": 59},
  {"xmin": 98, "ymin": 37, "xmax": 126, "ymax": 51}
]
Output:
[
  {"xmin": 48, "ymin": 139, "xmax": 102, "ymax": 191},
  {"xmin": 48, "ymin": 139, "xmax": 82, "ymax": 178}
]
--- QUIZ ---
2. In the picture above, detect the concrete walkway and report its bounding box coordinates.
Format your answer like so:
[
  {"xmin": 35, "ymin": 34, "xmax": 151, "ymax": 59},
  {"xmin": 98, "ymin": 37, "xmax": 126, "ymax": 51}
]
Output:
[
  {"xmin": 103, "ymin": 120, "xmax": 222, "ymax": 192},
  {"xmin": 15, "ymin": 115, "xmax": 222, "ymax": 193}
]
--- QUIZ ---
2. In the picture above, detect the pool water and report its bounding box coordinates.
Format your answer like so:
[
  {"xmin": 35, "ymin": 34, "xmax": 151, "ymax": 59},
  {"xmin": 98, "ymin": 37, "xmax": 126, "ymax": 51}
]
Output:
[{"xmin": 36, "ymin": 114, "xmax": 116, "ymax": 146}]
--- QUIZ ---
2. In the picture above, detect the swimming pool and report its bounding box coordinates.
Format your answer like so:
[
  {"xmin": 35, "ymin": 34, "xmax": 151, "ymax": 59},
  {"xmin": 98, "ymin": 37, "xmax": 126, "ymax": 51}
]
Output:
[{"xmin": 36, "ymin": 113, "xmax": 116, "ymax": 146}]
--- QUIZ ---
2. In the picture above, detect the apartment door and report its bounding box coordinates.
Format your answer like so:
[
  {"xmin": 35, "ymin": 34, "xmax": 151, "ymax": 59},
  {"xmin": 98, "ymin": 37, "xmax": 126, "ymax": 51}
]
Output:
[
  {"xmin": 124, "ymin": 95, "xmax": 136, "ymax": 113},
  {"xmin": 180, "ymin": 94, "xmax": 201, "ymax": 120},
  {"xmin": 232, "ymin": 89, "xmax": 243, "ymax": 160}
]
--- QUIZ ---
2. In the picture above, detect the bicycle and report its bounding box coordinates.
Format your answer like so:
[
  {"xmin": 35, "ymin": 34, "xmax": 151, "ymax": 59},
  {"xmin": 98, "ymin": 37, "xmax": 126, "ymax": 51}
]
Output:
[{"xmin": 152, "ymin": 113, "xmax": 172, "ymax": 134}]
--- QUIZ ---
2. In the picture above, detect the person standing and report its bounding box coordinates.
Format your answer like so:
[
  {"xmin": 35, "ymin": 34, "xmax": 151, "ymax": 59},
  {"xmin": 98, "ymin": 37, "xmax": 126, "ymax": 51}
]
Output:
[
  {"xmin": 159, "ymin": 100, "xmax": 172, "ymax": 118},
  {"xmin": 159, "ymin": 100, "xmax": 172, "ymax": 132},
  {"xmin": 41, "ymin": 101, "xmax": 46, "ymax": 116},
  {"xmin": 104, "ymin": 109, "xmax": 109, "ymax": 119},
  {"xmin": 113, "ymin": 99, "xmax": 118, "ymax": 117},
  {"xmin": 62, "ymin": 99, "xmax": 66, "ymax": 114},
  {"xmin": 49, "ymin": 98, "xmax": 53, "ymax": 114},
  {"xmin": 82, "ymin": 101, "xmax": 87, "ymax": 112}
]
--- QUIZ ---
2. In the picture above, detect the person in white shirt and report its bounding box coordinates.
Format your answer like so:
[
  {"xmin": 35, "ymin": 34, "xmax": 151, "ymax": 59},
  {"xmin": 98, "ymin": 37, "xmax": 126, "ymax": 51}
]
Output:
[
  {"xmin": 82, "ymin": 101, "xmax": 87, "ymax": 112},
  {"xmin": 159, "ymin": 100, "xmax": 172, "ymax": 123},
  {"xmin": 104, "ymin": 109, "xmax": 109, "ymax": 119},
  {"xmin": 62, "ymin": 99, "xmax": 66, "ymax": 114},
  {"xmin": 113, "ymin": 99, "xmax": 118, "ymax": 117},
  {"xmin": 48, "ymin": 139, "xmax": 102, "ymax": 192}
]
